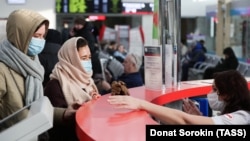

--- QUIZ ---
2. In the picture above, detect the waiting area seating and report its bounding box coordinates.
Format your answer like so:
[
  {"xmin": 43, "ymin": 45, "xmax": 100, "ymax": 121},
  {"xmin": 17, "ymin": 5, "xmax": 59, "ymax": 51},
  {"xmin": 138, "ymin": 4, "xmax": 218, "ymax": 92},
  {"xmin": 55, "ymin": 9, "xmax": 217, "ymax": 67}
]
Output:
[
  {"xmin": 188, "ymin": 53, "xmax": 250, "ymax": 80},
  {"xmin": 187, "ymin": 54, "xmax": 250, "ymax": 117},
  {"xmin": 98, "ymin": 51, "xmax": 124, "ymax": 81},
  {"xmin": 236, "ymin": 61, "xmax": 249, "ymax": 76},
  {"xmin": 188, "ymin": 53, "xmax": 221, "ymax": 80}
]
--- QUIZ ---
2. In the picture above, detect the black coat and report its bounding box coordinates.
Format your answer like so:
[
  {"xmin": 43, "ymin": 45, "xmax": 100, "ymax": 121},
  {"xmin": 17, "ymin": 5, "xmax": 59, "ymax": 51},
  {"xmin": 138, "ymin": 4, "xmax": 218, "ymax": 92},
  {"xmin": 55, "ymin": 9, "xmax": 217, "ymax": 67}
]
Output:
[
  {"xmin": 39, "ymin": 42, "xmax": 61, "ymax": 87},
  {"xmin": 203, "ymin": 56, "xmax": 239, "ymax": 79},
  {"xmin": 215, "ymin": 56, "xmax": 239, "ymax": 72},
  {"xmin": 72, "ymin": 22, "xmax": 97, "ymax": 54}
]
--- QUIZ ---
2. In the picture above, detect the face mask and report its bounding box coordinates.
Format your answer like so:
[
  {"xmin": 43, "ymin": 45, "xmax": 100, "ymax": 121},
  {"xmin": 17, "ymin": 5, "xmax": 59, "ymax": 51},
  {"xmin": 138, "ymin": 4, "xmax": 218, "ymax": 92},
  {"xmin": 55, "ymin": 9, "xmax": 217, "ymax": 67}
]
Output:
[
  {"xmin": 27, "ymin": 37, "xmax": 45, "ymax": 56},
  {"xmin": 207, "ymin": 92, "xmax": 225, "ymax": 111},
  {"xmin": 81, "ymin": 60, "xmax": 92, "ymax": 73}
]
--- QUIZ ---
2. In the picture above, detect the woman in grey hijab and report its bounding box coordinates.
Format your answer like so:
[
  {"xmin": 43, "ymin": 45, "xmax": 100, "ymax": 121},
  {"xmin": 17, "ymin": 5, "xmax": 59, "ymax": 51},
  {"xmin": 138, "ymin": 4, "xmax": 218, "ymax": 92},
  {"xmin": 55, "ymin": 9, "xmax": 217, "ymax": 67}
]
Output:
[{"xmin": 0, "ymin": 10, "xmax": 81, "ymax": 141}]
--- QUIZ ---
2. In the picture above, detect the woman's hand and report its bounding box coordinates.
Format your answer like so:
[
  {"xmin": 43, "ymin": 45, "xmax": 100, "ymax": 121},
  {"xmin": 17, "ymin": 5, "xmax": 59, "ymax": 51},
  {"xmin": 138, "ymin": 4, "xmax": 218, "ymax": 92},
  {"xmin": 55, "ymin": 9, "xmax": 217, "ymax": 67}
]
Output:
[
  {"xmin": 182, "ymin": 98, "xmax": 202, "ymax": 115},
  {"xmin": 63, "ymin": 100, "xmax": 82, "ymax": 121},
  {"xmin": 107, "ymin": 96, "xmax": 142, "ymax": 110},
  {"xmin": 90, "ymin": 91, "xmax": 101, "ymax": 100}
]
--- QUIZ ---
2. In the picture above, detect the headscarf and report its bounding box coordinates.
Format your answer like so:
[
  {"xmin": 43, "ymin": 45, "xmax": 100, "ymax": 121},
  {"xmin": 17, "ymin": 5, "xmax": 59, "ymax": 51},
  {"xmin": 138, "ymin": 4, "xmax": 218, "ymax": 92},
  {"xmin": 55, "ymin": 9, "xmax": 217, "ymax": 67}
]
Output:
[
  {"xmin": 0, "ymin": 9, "xmax": 49, "ymax": 105},
  {"xmin": 50, "ymin": 37, "xmax": 98, "ymax": 104}
]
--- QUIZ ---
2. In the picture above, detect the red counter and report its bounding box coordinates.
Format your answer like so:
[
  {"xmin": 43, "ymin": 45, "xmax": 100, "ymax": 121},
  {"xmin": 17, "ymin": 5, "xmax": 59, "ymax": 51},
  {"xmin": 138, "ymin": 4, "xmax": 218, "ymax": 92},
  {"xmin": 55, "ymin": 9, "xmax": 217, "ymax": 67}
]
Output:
[
  {"xmin": 76, "ymin": 94, "xmax": 158, "ymax": 141},
  {"xmin": 76, "ymin": 79, "xmax": 250, "ymax": 141}
]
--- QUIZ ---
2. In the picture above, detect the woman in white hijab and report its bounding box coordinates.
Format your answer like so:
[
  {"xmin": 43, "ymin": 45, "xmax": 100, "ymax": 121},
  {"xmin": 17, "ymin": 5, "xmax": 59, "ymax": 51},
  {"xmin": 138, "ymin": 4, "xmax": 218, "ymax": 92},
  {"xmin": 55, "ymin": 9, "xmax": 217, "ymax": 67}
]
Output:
[{"xmin": 44, "ymin": 37, "xmax": 101, "ymax": 141}]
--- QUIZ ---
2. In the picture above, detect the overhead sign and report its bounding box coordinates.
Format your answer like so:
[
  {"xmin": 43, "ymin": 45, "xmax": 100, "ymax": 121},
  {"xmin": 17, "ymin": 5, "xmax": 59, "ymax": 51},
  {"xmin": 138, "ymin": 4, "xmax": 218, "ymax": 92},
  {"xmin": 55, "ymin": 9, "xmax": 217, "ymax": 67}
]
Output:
[
  {"xmin": 122, "ymin": 2, "xmax": 154, "ymax": 15},
  {"xmin": 56, "ymin": 0, "xmax": 122, "ymax": 14}
]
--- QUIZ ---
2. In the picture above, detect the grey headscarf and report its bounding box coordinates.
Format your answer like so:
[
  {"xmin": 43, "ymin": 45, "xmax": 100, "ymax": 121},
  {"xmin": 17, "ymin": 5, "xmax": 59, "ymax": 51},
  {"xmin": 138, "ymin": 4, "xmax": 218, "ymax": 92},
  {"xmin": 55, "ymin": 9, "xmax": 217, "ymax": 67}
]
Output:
[{"xmin": 0, "ymin": 39, "xmax": 44, "ymax": 105}]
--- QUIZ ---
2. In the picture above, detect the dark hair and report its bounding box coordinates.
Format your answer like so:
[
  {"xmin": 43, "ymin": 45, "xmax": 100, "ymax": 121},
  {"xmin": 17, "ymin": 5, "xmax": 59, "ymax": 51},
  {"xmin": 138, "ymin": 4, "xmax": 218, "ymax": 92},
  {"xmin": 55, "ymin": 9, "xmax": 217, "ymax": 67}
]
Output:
[
  {"xmin": 214, "ymin": 70, "xmax": 250, "ymax": 114},
  {"xmin": 74, "ymin": 16, "xmax": 86, "ymax": 25},
  {"xmin": 45, "ymin": 29, "xmax": 62, "ymax": 45},
  {"xmin": 223, "ymin": 47, "xmax": 236, "ymax": 58},
  {"xmin": 110, "ymin": 41, "xmax": 116, "ymax": 46},
  {"xmin": 76, "ymin": 38, "xmax": 88, "ymax": 51},
  {"xmin": 199, "ymin": 40, "xmax": 205, "ymax": 44}
]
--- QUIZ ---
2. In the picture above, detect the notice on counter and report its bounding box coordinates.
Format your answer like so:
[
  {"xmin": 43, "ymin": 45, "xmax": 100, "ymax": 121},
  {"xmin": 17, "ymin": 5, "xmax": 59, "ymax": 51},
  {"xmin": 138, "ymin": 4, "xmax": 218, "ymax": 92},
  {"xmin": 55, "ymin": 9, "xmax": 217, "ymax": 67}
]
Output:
[{"xmin": 144, "ymin": 46, "xmax": 162, "ymax": 91}]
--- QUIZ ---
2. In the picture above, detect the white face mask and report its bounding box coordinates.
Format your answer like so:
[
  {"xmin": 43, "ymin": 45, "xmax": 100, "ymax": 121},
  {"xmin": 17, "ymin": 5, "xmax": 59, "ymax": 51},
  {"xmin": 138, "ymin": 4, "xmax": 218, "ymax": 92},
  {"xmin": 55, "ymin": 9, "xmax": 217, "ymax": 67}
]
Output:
[
  {"xmin": 81, "ymin": 60, "xmax": 92, "ymax": 73},
  {"xmin": 27, "ymin": 37, "xmax": 45, "ymax": 56},
  {"xmin": 207, "ymin": 92, "xmax": 225, "ymax": 111}
]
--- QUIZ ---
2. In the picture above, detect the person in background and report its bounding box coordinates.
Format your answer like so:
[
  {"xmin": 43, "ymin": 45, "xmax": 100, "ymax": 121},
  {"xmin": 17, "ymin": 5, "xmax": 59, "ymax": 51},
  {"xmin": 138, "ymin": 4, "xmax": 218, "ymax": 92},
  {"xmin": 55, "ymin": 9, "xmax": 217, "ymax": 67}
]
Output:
[
  {"xmin": 113, "ymin": 53, "xmax": 143, "ymax": 89},
  {"xmin": 181, "ymin": 39, "xmax": 188, "ymax": 57},
  {"xmin": 199, "ymin": 39, "xmax": 207, "ymax": 53},
  {"xmin": 91, "ymin": 42, "xmax": 111, "ymax": 95},
  {"xmin": 0, "ymin": 9, "xmax": 81, "ymax": 141},
  {"xmin": 113, "ymin": 44, "xmax": 127, "ymax": 63},
  {"xmin": 44, "ymin": 37, "xmax": 101, "ymax": 141},
  {"xmin": 92, "ymin": 23, "xmax": 100, "ymax": 44},
  {"xmin": 181, "ymin": 41, "xmax": 206, "ymax": 81},
  {"xmin": 69, "ymin": 16, "xmax": 97, "ymax": 55},
  {"xmin": 108, "ymin": 70, "xmax": 250, "ymax": 124},
  {"xmin": 106, "ymin": 40, "xmax": 117, "ymax": 57},
  {"xmin": 39, "ymin": 29, "xmax": 62, "ymax": 87},
  {"xmin": 203, "ymin": 47, "xmax": 238, "ymax": 79},
  {"xmin": 61, "ymin": 22, "xmax": 70, "ymax": 44}
]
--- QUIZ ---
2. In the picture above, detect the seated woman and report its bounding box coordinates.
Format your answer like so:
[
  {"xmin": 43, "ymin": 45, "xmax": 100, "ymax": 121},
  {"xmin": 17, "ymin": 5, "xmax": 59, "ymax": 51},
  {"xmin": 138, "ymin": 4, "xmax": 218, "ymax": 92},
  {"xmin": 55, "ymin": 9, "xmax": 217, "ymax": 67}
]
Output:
[
  {"xmin": 108, "ymin": 70, "xmax": 250, "ymax": 124},
  {"xmin": 203, "ymin": 47, "xmax": 238, "ymax": 79},
  {"xmin": 44, "ymin": 37, "xmax": 101, "ymax": 141},
  {"xmin": 113, "ymin": 44, "xmax": 127, "ymax": 63}
]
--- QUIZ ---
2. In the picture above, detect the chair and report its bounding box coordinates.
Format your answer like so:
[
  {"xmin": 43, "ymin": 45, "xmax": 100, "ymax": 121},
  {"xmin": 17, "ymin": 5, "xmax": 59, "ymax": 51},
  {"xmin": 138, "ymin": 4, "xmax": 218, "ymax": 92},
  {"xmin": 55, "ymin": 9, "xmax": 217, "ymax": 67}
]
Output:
[
  {"xmin": 191, "ymin": 97, "xmax": 209, "ymax": 116},
  {"xmin": 236, "ymin": 62, "xmax": 248, "ymax": 76},
  {"xmin": 106, "ymin": 58, "xmax": 124, "ymax": 80},
  {"xmin": 99, "ymin": 58, "xmax": 108, "ymax": 81},
  {"xmin": 245, "ymin": 67, "xmax": 250, "ymax": 77},
  {"xmin": 188, "ymin": 54, "xmax": 221, "ymax": 80}
]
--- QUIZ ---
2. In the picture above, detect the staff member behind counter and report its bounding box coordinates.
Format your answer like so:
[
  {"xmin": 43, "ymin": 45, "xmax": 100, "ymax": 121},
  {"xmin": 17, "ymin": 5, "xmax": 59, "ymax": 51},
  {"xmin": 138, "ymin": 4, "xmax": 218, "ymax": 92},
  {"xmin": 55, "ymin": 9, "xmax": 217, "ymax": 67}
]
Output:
[{"xmin": 108, "ymin": 70, "xmax": 250, "ymax": 125}]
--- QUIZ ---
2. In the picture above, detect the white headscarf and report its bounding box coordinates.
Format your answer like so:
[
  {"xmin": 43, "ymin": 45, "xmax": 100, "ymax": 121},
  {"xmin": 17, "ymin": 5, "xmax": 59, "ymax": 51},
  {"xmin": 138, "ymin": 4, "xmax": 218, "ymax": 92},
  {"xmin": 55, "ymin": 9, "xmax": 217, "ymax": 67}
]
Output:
[{"xmin": 50, "ymin": 37, "xmax": 98, "ymax": 104}]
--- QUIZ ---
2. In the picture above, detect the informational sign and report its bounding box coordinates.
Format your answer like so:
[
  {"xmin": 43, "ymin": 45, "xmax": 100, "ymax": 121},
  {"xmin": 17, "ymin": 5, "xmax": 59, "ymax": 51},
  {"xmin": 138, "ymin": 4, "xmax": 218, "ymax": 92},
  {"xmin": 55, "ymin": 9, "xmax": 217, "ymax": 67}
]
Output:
[
  {"xmin": 144, "ymin": 46, "xmax": 162, "ymax": 91},
  {"xmin": 56, "ymin": 0, "xmax": 122, "ymax": 14},
  {"xmin": 122, "ymin": 2, "xmax": 153, "ymax": 14}
]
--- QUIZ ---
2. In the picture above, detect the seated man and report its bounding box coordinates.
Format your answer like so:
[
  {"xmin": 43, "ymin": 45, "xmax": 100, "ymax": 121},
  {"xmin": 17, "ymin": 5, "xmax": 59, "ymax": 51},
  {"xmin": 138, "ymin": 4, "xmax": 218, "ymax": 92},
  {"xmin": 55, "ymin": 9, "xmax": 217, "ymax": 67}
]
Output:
[
  {"xmin": 114, "ymin": 53, "xmax": 144, "ymax": 88},
  {"xmin": 181, "ymin": 41, "xmax": 206, "ymax": 81}
]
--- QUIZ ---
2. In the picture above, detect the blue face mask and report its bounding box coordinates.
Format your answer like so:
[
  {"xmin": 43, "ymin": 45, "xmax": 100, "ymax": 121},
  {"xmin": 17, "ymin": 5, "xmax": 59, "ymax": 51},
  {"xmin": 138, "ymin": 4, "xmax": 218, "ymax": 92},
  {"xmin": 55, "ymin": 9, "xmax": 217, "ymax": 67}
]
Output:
[
  {"xmin": 81, "ymin": 60, "xmax": 92, "ymax": 73},
  {"xmin": 27, "ymin": 37, "xmax": 45, "ymax": 56}
]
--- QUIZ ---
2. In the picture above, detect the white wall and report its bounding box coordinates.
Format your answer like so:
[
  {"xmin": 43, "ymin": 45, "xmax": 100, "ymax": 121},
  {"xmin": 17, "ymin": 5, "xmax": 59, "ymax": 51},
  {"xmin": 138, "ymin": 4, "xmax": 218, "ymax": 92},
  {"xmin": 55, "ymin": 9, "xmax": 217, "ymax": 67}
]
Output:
[{"xmin": 0, "ymin": 0, "xmax": 56, "ymax": 28}]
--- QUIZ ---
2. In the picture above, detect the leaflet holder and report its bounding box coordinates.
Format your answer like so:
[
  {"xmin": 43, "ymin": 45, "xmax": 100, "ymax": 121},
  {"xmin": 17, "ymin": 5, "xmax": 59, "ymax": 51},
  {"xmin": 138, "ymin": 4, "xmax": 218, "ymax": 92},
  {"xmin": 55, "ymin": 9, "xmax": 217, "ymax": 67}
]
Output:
[{"xmin": 0, "ymin": 96, "xmax": 53, "ymax": 141}]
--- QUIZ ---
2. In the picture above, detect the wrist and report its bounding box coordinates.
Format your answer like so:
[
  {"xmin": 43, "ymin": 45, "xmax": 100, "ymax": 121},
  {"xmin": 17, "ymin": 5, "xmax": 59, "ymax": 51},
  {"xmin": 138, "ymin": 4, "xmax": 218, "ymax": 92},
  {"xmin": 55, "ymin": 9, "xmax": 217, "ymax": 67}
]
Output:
[{"xmin": 138, "ymin": 99, "xmax": 145, "ymax": 110}]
